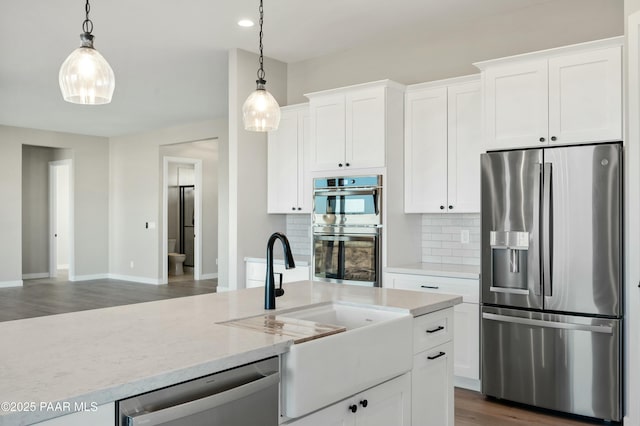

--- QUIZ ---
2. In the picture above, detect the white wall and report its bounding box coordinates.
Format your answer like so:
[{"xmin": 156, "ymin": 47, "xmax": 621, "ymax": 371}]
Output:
[
  {"xmin": 55, "ymin": 164, "xmax": 70, "ymax": 269},
  {"xmin": 109, "ymin": 119, "xmax": 226, "ymax": 283},
  {"xmin": 287, "ymin": 0, "xmax": 623, "ymax": 103},
  {"xmin": 224, "ymin": 49, "xmax": 287, "ymax": 289},
  {"xmin": 0, "ymin": 125, "xmax": 109, "ymax": 284}
]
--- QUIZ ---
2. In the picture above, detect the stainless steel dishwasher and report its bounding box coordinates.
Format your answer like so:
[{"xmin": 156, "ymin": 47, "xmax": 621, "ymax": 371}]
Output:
[{"xmin": 117, "ymin": 357, "xmax": 279, "ymax": 426}]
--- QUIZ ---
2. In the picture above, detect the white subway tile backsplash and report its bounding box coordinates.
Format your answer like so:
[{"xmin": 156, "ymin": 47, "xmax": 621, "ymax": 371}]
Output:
[
  {"xmin": 421, "ymin": 213, "xmax": 480, "ymax": 265},
  {"xmin": 286, "ymin": 214, "xmax": 312, "ymax": 257}
]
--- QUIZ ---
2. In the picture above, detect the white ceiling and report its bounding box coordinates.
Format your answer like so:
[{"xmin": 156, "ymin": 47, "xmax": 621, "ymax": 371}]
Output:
[{"xmin": 0, "ymin": 0, "xmax": 551, "ymax": 137}]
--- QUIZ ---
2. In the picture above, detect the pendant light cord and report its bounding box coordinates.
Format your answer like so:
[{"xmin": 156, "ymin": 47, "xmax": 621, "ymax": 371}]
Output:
[
  {"xmin": 257, "ymin": 0, "xmax": 266, "ymax": 84},
  {"xmin": 82, "ymin": 0, "xmax": 94, "ymax": 35}
]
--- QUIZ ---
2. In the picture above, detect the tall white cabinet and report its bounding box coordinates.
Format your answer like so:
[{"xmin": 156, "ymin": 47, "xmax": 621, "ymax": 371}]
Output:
[
  {"xmin": 306, "ymin": 80, "xmax": 405, "ymax": 173},
  {"xmin": 475, "ymin": 37, "xmax": 622, "ymax": 151},
  {"xmin": 268, "ymin": 104, "xmax": 311, "ymax": 213},
  {"xmin": 404, "ymin": 76, "xmax": 482, "ymax": 213}
]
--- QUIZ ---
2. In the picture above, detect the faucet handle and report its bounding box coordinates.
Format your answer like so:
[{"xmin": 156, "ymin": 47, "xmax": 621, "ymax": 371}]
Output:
[{"xmin": 275, "ymin": 273, "xmax": 285, "ymax": 297}]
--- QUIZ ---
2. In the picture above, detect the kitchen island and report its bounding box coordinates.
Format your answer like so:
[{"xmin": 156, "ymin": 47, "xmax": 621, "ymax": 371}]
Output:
[{"xmin": 0, "ymin": 281, "xmax": 461, "ymax": 426}]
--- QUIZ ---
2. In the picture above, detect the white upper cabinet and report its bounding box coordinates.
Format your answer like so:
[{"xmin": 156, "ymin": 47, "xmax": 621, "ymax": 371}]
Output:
[
  {"xmin": 268, "ymin": 104, "xmax": 311, "ymax": 213},
  {"xmin": 476, "ymin": 37, "xmax": 622, "ymax": 151},
  {"xmin": 307, "ymin": 80, "xmax": 404, "ymax": 172},
  {"xmin": 404, "ymin": 76, "xmax": 482, "ymax": 213}
]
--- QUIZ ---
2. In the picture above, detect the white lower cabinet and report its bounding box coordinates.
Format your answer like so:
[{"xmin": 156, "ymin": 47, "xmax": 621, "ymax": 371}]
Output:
[
  {"xmin": 245, "ymin": 259, "xmax": 310, "ymax": 289},
  {"xmin": 412, "ymin": 341, "xmax": 454, "ymax": 426},
  {"xmin": 33, "ymin": 403, "xmax": 114, "ymax": 425},
  {"xmin": 283, "ymin": 373, "xmax": 410, "ymax": 426},
  {"xmin": 386, "ymin": 272, "xmax": 480, "ymax": 390}
]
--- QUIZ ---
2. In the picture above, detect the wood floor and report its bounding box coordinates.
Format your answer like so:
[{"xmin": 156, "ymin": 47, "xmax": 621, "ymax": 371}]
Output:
[
  {"xmin": 0, "ymin": 272, "xmax": 217, "ymax": 322},
  {"xmin": 0, "ymin": 276, "xmax": 616, "ymax": 425},
  {"xmin": 455, "ymin": 388, "xmax": 615, "ymax": 425}
]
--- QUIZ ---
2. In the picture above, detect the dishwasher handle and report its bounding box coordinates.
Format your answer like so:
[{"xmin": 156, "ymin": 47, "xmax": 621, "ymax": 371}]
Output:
[{"xmin": 126, "ymin": 371, "xmax": 279, "ymax": 426}]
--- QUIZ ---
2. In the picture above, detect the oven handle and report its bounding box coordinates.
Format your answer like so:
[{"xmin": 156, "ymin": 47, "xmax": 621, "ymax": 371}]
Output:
[
  {"xmin": 313, "ymin": 189, "xmax": 378, "ymax": 198},
  {"xmin": 124, "ymin": 371, "xmax": 279, "ymax": 426},
  {"xmin": 314, "ymin": 234, "xmax": 377, "ymax": 242}
]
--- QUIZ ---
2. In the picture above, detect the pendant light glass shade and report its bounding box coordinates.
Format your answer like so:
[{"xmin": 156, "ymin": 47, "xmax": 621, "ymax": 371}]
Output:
[
  {"xmin": 242, "ymin": 85, "xmax": 281, "ymax": 132},
  {"xmin": 59, "ymin": 35, "xmax": 115, "ymax": 105},
  {"xmin": 242, "ymin": 0, "xmax": 280, "ymax": 132}
]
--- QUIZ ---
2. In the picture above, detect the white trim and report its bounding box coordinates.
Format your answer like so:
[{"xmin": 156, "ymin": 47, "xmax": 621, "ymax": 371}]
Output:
[
  {"xmin": 454, "ymin": 377, "xmax": 481, "ymax": 393},
  {"xmin": 57, "ymin": 264, "xmax": 69, "ymax": 270},
  {"xmin": 473, "ymin": 36, "xmax": 624, "ymax": 70},
  {"xmin": 108, "ymin": 274, "xmax": 163, "ymax": 285},
  {"xmin": 48, "ymin": 159, "xmax": 74, "ymax": 281},
  {"xmin": 625, "ymin": 11, "xmax": 640, "ymax": 426},
  {"xmin": 22, "ymin": 273, "xmax": 50, "ymax": 280},
  {"xmin": 0, "ymin": 280, "xmax": 23, "ymax": 288},
  {"xmin": 162, "ymin": 156, "xmax": 204, "ymax": 285},
  {"xmin": 304, "ymin": 79, "xmax": 406, "ymax": 98},
  {"xmin": 200, "ymin": 273, "xmax": 218, "ymax": 280},
  {"xmin": 70, "ymin": 274, "xmax": 109, "ymax": 282},
  {"xmin": 406, "ymin": 74, "xmax": 480, "ymax": 92}
]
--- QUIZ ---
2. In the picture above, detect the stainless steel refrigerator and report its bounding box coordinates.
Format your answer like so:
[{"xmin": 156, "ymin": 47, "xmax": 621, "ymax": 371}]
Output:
[{"xmin": 480, "ymin": 143, "xmax": 622, "ymax": 422}]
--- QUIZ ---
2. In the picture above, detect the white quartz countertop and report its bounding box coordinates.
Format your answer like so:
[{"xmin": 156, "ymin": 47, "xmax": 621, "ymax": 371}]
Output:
[
  {"xmin": 386, "ymin": 262, "xmax": 480, "ymax": 279},
  {"xmin": 0, "ymin": 281, "xmax": 460, "ymax": 426}
]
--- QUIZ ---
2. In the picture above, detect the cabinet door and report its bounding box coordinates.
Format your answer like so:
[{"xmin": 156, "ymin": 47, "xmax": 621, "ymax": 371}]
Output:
[
  {"xmin": 548, "ymin": 46, "xmax": 622, "ymax": 145},
  {"xmin": 284, "ymin": 399, "xmax": 355, "ymax": 426},
  {"xmin": 297, "ymin": 111, "xmax": 312, "ymax": 213},
  {"xmin": 268, "ymin": 109, "xmax": 300, "ymax": 213},
  {"xmin": 412, "ymin": 342, "xmax": 454, "ymax": 426},
  {"xmin": 356, "ymin": 373, "xmax": 410, "ymax": 426},
  {"xmin": 447, "ymin": 82, "xmax": 482, "ymax": 213},
  {"xmin": 310, "ymin": 94, "xmax": 346, "ymax": 171},
  {"xmin": 484, "ymin": 59, "xmax": 548, "ymax": 150},
  {"xmin": 404, "ymin": 87, "xmax": 448, "ymax": 213},
  {"xmin": 346, "ymin": 87, "xmax": 386, "ymax": 169},
  {"xmin": 453, "ymin": 303, "xmax": 479, "ymax": 381}
]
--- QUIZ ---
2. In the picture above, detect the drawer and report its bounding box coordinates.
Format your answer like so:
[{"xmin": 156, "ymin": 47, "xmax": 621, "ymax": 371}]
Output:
[
  {"xmin": 413, "ymin": 308, "xmax": 453, "ymax": 354},
  {"xmin": 387, "ymin": 273, "xmax": 479, "ymax": 304}
]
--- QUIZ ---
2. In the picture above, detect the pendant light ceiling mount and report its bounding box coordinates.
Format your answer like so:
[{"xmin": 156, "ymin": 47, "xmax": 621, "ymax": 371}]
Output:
[
  {"xmin": 242, "ymin": 0, "xmax": 281, "ymax": 132},
  {"xmin": 59, "ymin": 0, "xmax": 115, "ymax": 105}
]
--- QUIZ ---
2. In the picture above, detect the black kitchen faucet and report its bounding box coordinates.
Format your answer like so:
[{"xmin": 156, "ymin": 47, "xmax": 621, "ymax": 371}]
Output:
[{"xmin": 265, "ymin": 232, "xmax": 295, "ymax": 310}]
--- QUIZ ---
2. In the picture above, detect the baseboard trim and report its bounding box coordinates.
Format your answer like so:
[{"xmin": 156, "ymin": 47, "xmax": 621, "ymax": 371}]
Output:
[
  {"xmin": 200, "ymin": 273, "xmax": 218, "ymax": 280},
  {"xmin": 454, "ymin": 376, "xmax": 481, "ymax": 392},
  {"xmin": 72, "ymin": 274, "xmax": 110, "ymax": 282},
  {"xmin": 0, "ymin": 280, "xmax": 23, "ymax": 288},
  {"xmin": 108, "ymin": 274, "xmax": 163, "ymax": 285},
  {"xmin": 22, "ymin": 273, "xmax": 50, "ymax": 280}
]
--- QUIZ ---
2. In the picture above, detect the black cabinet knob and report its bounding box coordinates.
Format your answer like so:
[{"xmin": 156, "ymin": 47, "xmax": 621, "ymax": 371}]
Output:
[
  {"xmin": 539, "ymin": 137, "xmax": 546, "ymax": 142},
  {"xmin": 551, "ymin": 136, "xmax": 557, "ymax": 141},
  {"xmin": 440, "ymin": 205, "xmax": 445, "ymax": 210},
  {"xmin": 359, "ymin": 399, "xmax": 368, "ymax": 408},
  {"xmin": 349, "ymin": 404, "xmax": 358, "ymax": 413},
  {"xmin": 297, "ymin": 207, "xmax": 302, "ymax": 211},
  {"xmin": 345, "ymin": 162, "xmax": 350, "ymax": 167},
  {"xmin": 291, "ymin": 207, "xmax": 296, "ymax": 211},
  {"xmin": 338, "ymin": 163, "xmax": 343, "ymax": 167},
  {"xmin": 448, "ymin": 205, "xmax": 453, "ymax": 210}
]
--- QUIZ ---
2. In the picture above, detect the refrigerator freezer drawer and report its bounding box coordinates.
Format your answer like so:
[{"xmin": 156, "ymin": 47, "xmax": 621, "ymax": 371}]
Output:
[{"xmin": 481, "ymin": 307, "xmax": 621, "ymax": 422}]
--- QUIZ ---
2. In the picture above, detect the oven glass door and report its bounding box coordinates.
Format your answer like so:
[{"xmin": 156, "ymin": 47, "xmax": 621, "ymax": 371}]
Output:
[
  {"xmin": 313, "ymin": 189, "xmax": 380, "ymax": 226},
  {"xmin": 313, "ymin": 233, "xmax": 378, "ymax": 286}
]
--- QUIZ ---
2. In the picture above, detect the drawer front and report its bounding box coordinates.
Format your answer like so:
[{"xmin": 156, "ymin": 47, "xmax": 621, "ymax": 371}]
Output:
[
  {"xmin": 413, "ymin": 308, "xmax": 453, "ymax": 354},
  {"xmin": 387, "ymin": 273, "xmax": 479, "ymax": 304}
]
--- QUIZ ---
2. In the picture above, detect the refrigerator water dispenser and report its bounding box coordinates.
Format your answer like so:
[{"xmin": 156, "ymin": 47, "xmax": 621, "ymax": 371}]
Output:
[{"xmin": 490, "ymin": 231, "xmax": 530, "ymax": 294}]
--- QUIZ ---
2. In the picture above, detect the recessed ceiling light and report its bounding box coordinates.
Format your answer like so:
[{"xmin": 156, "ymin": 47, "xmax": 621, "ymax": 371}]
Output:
[{"xmin": 238, "ymin": 19, "xmax": 254, "ymax": 28}]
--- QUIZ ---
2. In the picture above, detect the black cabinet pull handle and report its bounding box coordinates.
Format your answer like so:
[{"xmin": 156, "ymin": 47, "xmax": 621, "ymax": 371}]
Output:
[
  {"xmin": 349, "ymin": 404, "xmax": 358, "ymax": 413},
  {"xmin": 359, "ymin": 399, "xmax": 368, "ymax": 408},
  {"xmin": 297, "ymin": 207, "xmax": 302, "ymax": 211},
  {"xmin": 440, "ymin": 205, "xmax": 445, "ymax": 210},
  {"xmin": 345, "ymin": 162, "xmax": 350, "ymax": 167},
  {"xmin": 448, "ymin": 205, "xmax": 453, "ymax": 210},
  {"xmin": 551, "ymin": 136, "xmax": 557, "ymax": 141},
  {"xmin": 427, "ymin": 351, "xmax": 446, "ymax": 360},
  {"xmin": 338, "ymin": 163, "xmax": 343, "ymax": 167},
  {"xmin": 421, "ymin": 285, "xmax": 439, "ymax": 289},
  {"xmin": 291, "ymin": 207, "xmax": 296, "ymax": 211},
  {"xmin": 539, "ymin": 137, "xmax": 546, "ymax": 142},
  {"xmin": 426, "ymin": 325, "xmax": 445, "ymax": 334}
]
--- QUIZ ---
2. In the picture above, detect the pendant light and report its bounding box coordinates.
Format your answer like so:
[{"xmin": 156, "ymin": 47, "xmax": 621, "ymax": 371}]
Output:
[
  {"xmin": 59, "ymin": 0, "xmax": 115, "ymax": 105},
  {"xmin": 242, "ymin": 0, "xmax": 281, "ymax": 132}
]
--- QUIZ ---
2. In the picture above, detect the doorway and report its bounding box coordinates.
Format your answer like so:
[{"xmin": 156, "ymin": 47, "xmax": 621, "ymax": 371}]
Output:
[
  {"xmin": 162, "ymin": 157, "xmax": 203, "ymax": 284},
  {"xmin": 49, "ymin": 160, "xmax": 73, "ymax": 279}
]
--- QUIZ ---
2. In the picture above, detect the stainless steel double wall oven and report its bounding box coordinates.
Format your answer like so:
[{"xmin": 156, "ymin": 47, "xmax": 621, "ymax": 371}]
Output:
[{"xmin": 312, "ymin": 175, "xmax": 382, "ymax": 287}]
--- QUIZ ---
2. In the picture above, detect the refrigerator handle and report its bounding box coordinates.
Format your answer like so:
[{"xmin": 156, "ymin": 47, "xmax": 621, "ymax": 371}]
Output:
[{"xmin": 542, "ymin": 163, "xmax": 553, "ymax": 297}]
